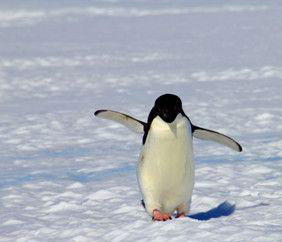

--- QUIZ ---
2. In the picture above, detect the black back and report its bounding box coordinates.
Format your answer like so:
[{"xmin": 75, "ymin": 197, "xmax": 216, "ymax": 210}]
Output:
[{"xmin": 142, "ymin": 94, "xmax": 189, "ymax": 144}]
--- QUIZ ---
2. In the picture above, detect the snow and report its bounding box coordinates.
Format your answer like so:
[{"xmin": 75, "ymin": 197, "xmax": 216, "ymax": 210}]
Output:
[{"xmin": 1, "ymin": 0, "xmax": 282, "ymax": 241}]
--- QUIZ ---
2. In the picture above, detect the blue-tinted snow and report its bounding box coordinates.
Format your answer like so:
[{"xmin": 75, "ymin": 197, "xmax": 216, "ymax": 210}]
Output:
[{"xmin": 0, "ymin": 0, "xmax": 282, "ymax": 241}]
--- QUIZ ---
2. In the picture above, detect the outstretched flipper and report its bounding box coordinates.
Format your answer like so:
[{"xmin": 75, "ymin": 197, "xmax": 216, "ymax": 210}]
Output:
[
  {"xmin": 94, "ymin": 110, "xmax": 146, "ymax": 134},
  {"xmin": 192, "ymin": 125, "xmax": 242, "ymax": 152}
]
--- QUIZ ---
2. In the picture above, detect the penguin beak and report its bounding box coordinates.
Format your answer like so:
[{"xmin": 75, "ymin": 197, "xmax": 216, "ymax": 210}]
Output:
[{"xmin": 161, "ymin": 113, "xmax": 176, "ymax": 123}]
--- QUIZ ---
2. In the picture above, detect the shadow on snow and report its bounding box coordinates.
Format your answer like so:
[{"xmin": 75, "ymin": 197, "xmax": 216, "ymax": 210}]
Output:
[
  {"xmin": 188, "ymin": 201, "xmax": 270, "ymax": 221},
  {"xmin": 188, "ymin": 201, "xmax": 235, "ymax": 221}
]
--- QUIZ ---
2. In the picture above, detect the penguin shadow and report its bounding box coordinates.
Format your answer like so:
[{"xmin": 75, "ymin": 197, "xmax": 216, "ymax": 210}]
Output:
[
  {"xmin": 188, "ymin": 201, "xmax": 236, "ymax": 221},
  {"xmin": 188, "ymin": 201, "xmax": 269, "ymax": 221}
]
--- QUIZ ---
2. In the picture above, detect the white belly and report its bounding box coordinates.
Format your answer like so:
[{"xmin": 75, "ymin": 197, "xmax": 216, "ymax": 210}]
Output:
[{"xmin": 137, "ymin": 114, "xmax": 194, "ymax": 215}]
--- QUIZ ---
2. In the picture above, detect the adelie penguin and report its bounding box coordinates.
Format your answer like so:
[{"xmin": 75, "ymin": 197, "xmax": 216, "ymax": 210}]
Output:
[{"xmin": 94, "ymin": 94, "xmax": 242, "ymax": 221}]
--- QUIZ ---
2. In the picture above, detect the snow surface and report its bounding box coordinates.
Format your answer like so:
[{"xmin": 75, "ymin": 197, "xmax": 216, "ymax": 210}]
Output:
[{"xmin": 1, "ymin": 0, "xmax": 282, "ymax": 241}]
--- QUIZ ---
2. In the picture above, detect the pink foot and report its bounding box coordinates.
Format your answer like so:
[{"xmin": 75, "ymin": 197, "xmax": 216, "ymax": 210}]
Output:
[
  {"xmin": 176, "ymin": 212, "xmax": 186, "ymax": 218},
  {"xmin": 152, "ymin": 210, "xmax": 172, "ymax": 221}
]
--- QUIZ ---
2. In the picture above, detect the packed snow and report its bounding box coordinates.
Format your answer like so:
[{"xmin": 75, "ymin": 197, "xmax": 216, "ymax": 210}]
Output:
[{"xmin": 1, "ymin": 0, "xmax": 282, "ymax": 241}]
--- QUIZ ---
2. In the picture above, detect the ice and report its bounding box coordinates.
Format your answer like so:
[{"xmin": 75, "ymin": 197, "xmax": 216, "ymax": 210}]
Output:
[
  {"xmin": 88, "ymin": 190, "xmax": 116, "ymax": 200},
  {"xmin": 1, "ymin": 0, "xmax": 282, "ymax": 241}
]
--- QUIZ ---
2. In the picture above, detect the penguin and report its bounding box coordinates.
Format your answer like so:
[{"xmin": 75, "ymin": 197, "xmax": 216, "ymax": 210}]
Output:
[{"xmin": 94, "ymin": 93, "xmax": 242, "ymax": 221}]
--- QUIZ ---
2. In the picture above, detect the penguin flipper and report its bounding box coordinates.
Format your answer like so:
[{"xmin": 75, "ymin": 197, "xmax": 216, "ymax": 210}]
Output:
[
  {"xmin": 192, "ymin": 125, "xmax": 242, "ymax": 152},
  {"xmin": 94, "ymin": 109, "xmax": 146, "ymax": 134}
]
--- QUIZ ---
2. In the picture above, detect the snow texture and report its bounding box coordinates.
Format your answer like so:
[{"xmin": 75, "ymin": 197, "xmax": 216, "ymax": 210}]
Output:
[{"xmin": 1, "ymin": 0, "xmax": 282, "ymax": 241}]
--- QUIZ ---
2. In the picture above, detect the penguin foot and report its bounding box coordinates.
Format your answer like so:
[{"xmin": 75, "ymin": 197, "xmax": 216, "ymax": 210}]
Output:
[
  {"xmin": 176, "ymin": 212, "xmax": 186, "ymax": 218},
  {"xmin": 152, "ymin": 210, "xmax": 172, "ymax": 221}
]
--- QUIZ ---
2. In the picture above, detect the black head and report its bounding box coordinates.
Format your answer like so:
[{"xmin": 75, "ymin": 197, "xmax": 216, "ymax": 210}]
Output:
[
  {"xmin": 143, "ymin": 93, "xmax": 186, "ymax": 144},
  {"xmin": 154, "ymin": 93, "xmax": 183, "ymax": 123}
]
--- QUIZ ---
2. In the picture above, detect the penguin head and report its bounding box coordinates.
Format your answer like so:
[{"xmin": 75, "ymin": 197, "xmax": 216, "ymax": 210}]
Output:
[{"xmin": 154, "ymin": 94, "xmax": 183, "ymax": 123}]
